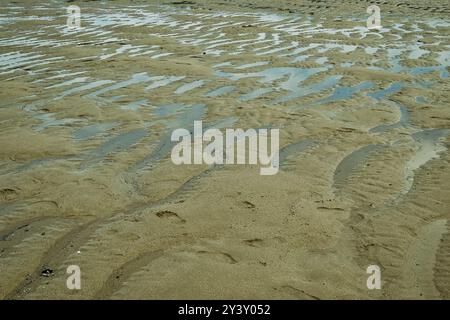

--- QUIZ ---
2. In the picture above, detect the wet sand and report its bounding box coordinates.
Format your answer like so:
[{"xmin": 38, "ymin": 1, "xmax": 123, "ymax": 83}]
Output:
[{"xmin": 0, "ymin": 0, "xmax": 449, "ymax": 299}]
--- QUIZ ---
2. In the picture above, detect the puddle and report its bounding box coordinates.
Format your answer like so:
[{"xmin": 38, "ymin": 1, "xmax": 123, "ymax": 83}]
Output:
[
  {"xmin": 166, "ymin": 103, "xmax": 206, "ymax": 130},
  {"xmin": 364, "ymin": 47, "xmax": 379, "ymax": 55},
  {"xmin": 280, "ymin": 43, "xmax": 321, "ymax": 58},
  {"xmin": 100, "ymin": 44, "xmax": 144, "ymax": 60},
  {"xmin": 407, "ymin": 129, "xmax": 450, "ymax": 171},
  {"xmin": 145, "ymin": 76, "xmax": 185, "ymax": 92},
  {"xmin": 291, "ymin": 55, "xmax": 309, "ymax": 63},
  {"xmin": 415, "ymin": 96, "xmax": 427, "ymax": 104},
  {"xmin": 0, "ymin": 52, "xmax": 44, "ymax": 71},
  {"xmin": 33, "ymin": 113, "xmax": 81, "ymax": 132},
  {"xmin": 386, "ymin": 48, "xmax": 407, "ymax": 73},
  {"xmin": 87, "ymin": 73, "xmax": 155, "ymax": 98},
  {"xmin": 174, "ymin": 80, "xmax": 206, "ymax": 94},
  {"xmin": 80, "ymin": 129, "xmax": 148, "ymax": 169},
  {"xmin": 152, "ymin": 103, "xmax": 189, "ymax": 118},
  {"xmin": 151, "ymin": 52, "xmax": 174, "ymax": 59},
  {"xmin": 273, "ymin": 75, "xmax": 342, "ymax": 105},
  {"xmin": 213, "ymin": 62, "xmax": 232, "ymax": 68},
  {"xmin": 404, "ymin": 129, "xmax": 449, "ymax": 193},
  {"xmin": 317, "ymin": 81, "xmax": 374, "ymax": 104},
  {"xmin": 130, "ymin": 103, "xmax": 206, "ymax": 171},
  {"xmin": 315, "ymin": 57, "xmax": 328, "ymax": 65},
  {"xmin": 0, "ymin": 53, "xmax": 63, "ymax": 75},
  {"xmin": 239, "ymin": 88, "xmax": 274, "ymax": 101},
  {"xmin": 317, "ymin": 43, "xmax": 357, "ymax": 54},
  {"xmin": 367, "ymin": 82, "xmax": 403, "ymax": 100},
  {"xmin": 121, "ymin": 99, "xmax": 149, "ymax": 111},
  {"xmin": 407, "ymin": 44, "xmax": 429, "ymax": 60},
  {"xmin": 215, "ymin": 66, "xmax": 327, "ymax": 86},
  {"xmin": 409, "ymin": 66, "xmax": 449, "ymax": 78},
  {"xmin": 72, "ymin": 122, "xmax": 119, "ymax": 140},
  {"xmin": 57, "ymin": 80, "xmax": 115, "ymax": 100},
  {"xmin": 205, "ymin": 85, "xmax": 236, "ymax": 97},
  {"xmin": 256, "ymin": 41, "xmax": 299, "ymax": 56}
]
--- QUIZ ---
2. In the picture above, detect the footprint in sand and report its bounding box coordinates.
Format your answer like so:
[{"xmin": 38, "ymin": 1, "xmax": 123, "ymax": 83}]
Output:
[{"xmin": 155, "ymin": 210, "xmax": 186, "ymax": 224}]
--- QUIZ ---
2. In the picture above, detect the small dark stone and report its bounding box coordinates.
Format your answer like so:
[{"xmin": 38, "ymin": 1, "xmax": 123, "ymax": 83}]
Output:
[{"xmin": 41, "ymin": 268, "xmax": 54, "ymax": 277}]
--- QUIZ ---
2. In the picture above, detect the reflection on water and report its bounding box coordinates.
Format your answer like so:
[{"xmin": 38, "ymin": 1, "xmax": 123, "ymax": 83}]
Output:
[
  {"xmin": 175, "ymin": 80, "xmax": 207, "ymax": 94},
  {"xmin": 205, "ymin": 85, "xmax": 236, "ymax": 97},
  {"xmin": 73, "ymin": 122, "xmax": 119, "ymax": 140},
  {"xmin": 317, "ymin": 81, "xmax": 374, "ymax": 105}
]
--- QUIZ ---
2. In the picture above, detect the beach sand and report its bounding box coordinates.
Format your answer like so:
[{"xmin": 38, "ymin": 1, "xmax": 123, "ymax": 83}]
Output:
[{"xmin": 0, "ymin": 0, "xmax": 449, "ymax": 299}]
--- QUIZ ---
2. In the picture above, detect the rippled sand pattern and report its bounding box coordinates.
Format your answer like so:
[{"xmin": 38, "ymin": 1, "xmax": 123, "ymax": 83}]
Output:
[{"xmin": 0, "ymin": 0, "xmax": 449, "ymax": 299}]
